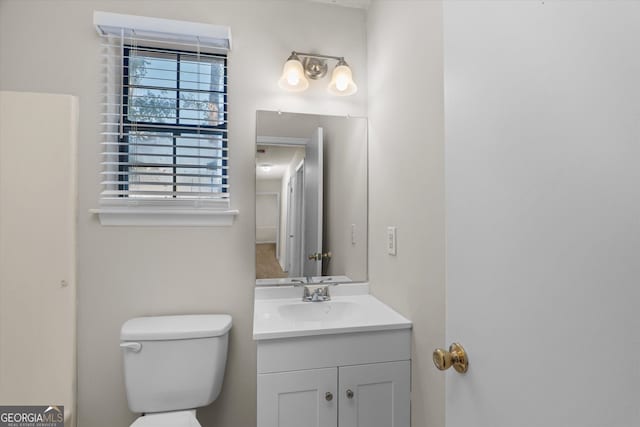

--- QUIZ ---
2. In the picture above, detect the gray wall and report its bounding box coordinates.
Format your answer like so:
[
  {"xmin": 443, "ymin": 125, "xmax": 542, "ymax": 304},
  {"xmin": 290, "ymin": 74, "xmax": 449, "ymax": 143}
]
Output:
[
  {"xmin": 367, "ymin": 2, "xmax": 446, "ymax": 427},
  {"xmin": 0, "ymin": 1, "xmax": 367, "ymax": 426}
]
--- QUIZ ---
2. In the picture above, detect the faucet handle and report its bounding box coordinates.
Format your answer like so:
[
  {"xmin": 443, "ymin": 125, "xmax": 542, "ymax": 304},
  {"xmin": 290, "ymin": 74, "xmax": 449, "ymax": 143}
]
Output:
[{"xmin": 290, "ymin": 279, "xmax": 306, "ymax": 287}]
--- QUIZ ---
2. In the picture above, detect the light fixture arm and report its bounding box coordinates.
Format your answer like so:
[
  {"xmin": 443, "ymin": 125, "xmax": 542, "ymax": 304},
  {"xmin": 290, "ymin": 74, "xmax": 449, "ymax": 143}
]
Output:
[{"xmin": 291, "ymin": 51, "xmax": 345, "ymax": 62}]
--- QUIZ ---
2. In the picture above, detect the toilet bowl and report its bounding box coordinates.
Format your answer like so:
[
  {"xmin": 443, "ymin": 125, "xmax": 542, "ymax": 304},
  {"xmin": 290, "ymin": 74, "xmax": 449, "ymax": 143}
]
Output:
[
  {"xmin": 130, "ymin": 410, "xmax": 200, "ymax": 427},
  {"xmin": 120, "ymin": 314, "xmax": 232, "ymax": 427}
]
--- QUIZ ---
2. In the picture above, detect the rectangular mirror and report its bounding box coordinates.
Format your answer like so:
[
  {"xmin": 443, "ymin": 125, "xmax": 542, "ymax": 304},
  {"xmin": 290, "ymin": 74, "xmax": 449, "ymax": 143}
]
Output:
[{"xmin": 255, "ymin": 111, "xmax": 368, "ymax": 285}]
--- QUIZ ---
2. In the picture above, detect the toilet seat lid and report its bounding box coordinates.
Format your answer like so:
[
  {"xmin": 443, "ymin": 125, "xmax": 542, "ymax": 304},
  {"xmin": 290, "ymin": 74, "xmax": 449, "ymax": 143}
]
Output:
[{"xmin": 131, "ymin": 411, "xmax": 201, "ymax": 427}]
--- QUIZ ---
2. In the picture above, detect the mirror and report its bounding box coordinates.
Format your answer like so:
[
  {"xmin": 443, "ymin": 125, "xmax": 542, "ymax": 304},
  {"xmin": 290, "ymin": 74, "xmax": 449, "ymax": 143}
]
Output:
[{"xmin": 255, "ymin": 111, "xmax": 367, "ymax": 285}]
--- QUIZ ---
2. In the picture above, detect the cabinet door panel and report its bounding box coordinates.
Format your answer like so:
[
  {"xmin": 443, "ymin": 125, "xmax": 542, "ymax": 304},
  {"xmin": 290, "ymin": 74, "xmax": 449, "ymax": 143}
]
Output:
[
  {"xmin": 339, "ymin": 361, "xmax": 410, "ymax": 427},
  {"xmin": 258, "ymin": 367, "xmax": 337, "ymax": 427}
]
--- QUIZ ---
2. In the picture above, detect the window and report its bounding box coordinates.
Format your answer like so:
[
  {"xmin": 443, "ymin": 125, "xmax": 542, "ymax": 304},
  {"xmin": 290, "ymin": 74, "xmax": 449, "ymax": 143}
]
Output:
[
  {"xmin": 119, "ymin": 46, "xmax": 228, "ymax": 199},
  {"xmin": 94, "ymin": 12, "xmax": 236, "ymax": 226}
]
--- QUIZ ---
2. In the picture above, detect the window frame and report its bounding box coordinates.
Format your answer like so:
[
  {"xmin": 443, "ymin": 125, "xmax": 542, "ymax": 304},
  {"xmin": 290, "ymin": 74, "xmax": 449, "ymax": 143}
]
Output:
[{"xmin": 120, "ymin": 45, "xmax": 229, "ymax": 198}]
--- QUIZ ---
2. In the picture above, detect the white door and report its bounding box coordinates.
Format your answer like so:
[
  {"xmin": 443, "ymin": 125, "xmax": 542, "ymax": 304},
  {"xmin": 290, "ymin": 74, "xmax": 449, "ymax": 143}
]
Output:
[
  {"xmin": 444, "ymin": 3, "xmax": 640, "ymax": 427},
  {"xmin": 0, "ymin": 92, "xmax": 77, "ymax": 410},
  {"xmin": 257, "ymin": 368, "xmax": 337, "ymax": 427},
  {"xmin": 338, "ymin": 361, "xmax": 410, "ymax": 427},
  {"xmin": 285, "ymin": 176, "xmax": 294, "ymax": 275},
  {"xmin": 303, "ymin": 127, "xmax": 323, "ymax": 276}
]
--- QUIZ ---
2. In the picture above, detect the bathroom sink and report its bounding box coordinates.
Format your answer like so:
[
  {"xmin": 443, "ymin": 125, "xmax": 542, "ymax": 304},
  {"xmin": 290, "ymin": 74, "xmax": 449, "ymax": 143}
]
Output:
[
  {"xmin": 277, "ymin": 301, "xmax": 357, "ymax": 322},
  {"xmin": 253, "ymin": 283, "xmax": 412, "ymax": 340}
]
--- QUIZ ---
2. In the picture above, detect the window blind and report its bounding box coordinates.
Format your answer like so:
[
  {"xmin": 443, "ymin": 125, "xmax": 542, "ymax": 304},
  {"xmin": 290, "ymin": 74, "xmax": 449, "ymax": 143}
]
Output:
[{"xmin": 99, "ymin": 21, "xmax": 229, "ymax": 204}]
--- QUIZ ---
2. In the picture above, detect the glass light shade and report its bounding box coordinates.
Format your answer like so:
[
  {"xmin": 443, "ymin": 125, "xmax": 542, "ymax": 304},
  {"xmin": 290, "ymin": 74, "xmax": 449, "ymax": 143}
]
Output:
[
  {"xmin": 278, "ymin": 58, "xmax": 309, "ymax": 92},
  {"xmin": 328, "ymin": 64, "xmax": 357, "ymax": 96}
]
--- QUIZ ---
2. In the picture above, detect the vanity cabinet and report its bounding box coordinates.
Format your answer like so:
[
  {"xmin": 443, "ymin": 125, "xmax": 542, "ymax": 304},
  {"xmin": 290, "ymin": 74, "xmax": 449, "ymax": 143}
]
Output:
[
  {"xmin": 258, "ymin": 367, "xmax": 337, "ymax": 427},
  {"xmin": 256, "ymin": 329, "xmax": 411, "ymax": 427},
  {"xmin": 338, "ymin": 361, "xmax": 410, "ymax": 427},
  {"xmin": 258, "ymin": 361, "xmax": 409, "ymax": 427}
]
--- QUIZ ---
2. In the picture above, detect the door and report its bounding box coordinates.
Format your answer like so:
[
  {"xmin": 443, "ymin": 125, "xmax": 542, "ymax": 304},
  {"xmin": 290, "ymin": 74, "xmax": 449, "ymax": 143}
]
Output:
[
  {"xmin": 286, "ymin": 166, "xmax": 305, "ymax": 277},
  {"xmin": 444, "ymin": 3, "xmax": 640, "ymax": 427},
  {"xmin": 338, "ymin": 361, "xmax": 410, "ymax": 427},
  {"xmin": 257, "ymin": 367, "xmax": 337, "ymax": 427},
  {"xmin": 285, "ymin": 178, "xmax": 293, "ymax": 273},
  {"xmin": 303, "ymin": 127, "xmax": 323, "ymax": 276},
  {"xmin": 0, "ymin": 92, "xmax": 77, "ymax": 410}
]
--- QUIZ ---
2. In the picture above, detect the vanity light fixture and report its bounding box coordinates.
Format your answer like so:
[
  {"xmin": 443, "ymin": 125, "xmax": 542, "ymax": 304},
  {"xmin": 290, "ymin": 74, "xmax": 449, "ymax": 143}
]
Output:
[{"xmin": 278, "ymin": 51, "xmax": 358, "ymax": 96}]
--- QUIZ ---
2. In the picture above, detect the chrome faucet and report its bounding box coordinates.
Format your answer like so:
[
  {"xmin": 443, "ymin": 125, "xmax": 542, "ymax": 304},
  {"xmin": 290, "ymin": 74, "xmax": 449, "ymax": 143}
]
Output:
[
  {"xmin": 291, "ymin": 279, "xmax": 335, "ymax": 302},
  {"xmin": 302, "ymin": 284, "xmax": 331, "ymax": 302}
]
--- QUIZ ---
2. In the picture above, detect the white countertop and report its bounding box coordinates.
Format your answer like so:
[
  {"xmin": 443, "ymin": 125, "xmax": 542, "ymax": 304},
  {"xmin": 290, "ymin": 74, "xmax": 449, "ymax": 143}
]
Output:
[{"xmin": 253, "ymin": 283, "xmax": 412, "ymax": 340}]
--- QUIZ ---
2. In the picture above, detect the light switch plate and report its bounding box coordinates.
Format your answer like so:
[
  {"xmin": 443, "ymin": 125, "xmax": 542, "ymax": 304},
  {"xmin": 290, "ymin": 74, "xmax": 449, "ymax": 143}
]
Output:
[{"xmin": 387, "ymin": 226, "xmax": 397, "ymax": 255}]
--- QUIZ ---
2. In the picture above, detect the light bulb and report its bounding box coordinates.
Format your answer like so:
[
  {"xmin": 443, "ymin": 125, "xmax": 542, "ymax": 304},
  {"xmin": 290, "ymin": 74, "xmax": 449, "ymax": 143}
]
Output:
[
  {"xmin": 335, "ymin": 74, "xmax": 349, "ymax": 92},
  {"xmin": 287, "ymin": 70, "xmax": 300, "ymax": 86}
]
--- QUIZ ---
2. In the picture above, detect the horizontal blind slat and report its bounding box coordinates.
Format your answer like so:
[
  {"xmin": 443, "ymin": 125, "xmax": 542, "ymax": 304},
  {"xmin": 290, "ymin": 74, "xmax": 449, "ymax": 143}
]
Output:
[
  {"xmin": 101, "ymin": 190, "xmax": 230, "ymax": 197},
  {"xmin": 101, "ymin": 131, "xmax": 228, "ymax": 139},
  {"xmin": 101, "ymin": 171, "xmax": 223, "ymax": 178},
  {"xmin": 101, "ymin": 162, "xmax": 227, "ymax": 169},
  {"xmin": 102, "ymin": 142, "xmax": 226, "ymax": 150},
  {"xmin": 101, "ymin": 180, "xmax": 225, "ymax": 188},
  {"xmin": 100, "ymin": 123, "xmax": 228, "ymax": 132},
  {"xmin": 100, "ymin": 43, "xmax": 228, "ymax": 57}
]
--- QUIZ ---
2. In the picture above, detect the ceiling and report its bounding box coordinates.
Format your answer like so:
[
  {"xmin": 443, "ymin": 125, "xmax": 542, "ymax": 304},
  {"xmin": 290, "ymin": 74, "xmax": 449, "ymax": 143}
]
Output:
[
  {"xmin": 256, "ymin": 145, "xmax": 305, "ymax": 180},
  {"xmin": 307, "ymin": 0, "xmax": 371, "ymax": 9}
]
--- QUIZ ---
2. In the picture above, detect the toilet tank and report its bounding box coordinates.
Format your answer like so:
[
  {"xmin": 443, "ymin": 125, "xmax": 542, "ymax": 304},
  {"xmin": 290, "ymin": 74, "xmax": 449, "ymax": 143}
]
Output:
[{"xmin": 120, "ymin": 314, "xmax": 232, "ymax": 414}]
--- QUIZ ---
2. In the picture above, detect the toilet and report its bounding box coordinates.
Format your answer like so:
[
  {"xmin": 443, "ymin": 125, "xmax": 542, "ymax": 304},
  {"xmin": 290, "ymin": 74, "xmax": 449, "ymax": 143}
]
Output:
[{"xmin": 120, "ymin": 314, "xmax": 232, "ymax": 427}]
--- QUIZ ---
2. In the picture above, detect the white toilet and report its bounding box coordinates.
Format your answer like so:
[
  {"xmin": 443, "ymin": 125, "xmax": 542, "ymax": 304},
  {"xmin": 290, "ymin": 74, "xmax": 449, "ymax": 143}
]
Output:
[{"xmin": 120, "ymin": 314, "xmax": 232, "ymax": 427}]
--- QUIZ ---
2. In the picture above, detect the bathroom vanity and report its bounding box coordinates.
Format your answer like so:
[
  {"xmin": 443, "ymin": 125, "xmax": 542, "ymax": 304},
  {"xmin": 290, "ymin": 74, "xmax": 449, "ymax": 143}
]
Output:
[{"xmin": 253, "ymin": 284, "xmax": 412, "ymax": 427}]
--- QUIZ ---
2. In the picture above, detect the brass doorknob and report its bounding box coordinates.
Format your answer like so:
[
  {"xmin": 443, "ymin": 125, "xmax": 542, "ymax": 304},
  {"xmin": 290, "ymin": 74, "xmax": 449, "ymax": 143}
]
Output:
[
  {"xmin": 308, "ymin": 252, "xmax": 332, "ymax": 261},
  {"xmin": 433, "ymin": 343, "xmax": 468, "ymax": 373}
]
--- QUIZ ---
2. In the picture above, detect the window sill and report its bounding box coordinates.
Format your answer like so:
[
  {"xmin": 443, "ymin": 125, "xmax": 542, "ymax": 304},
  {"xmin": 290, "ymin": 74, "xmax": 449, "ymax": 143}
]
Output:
[{"xmin": 89, "ymin": 205, "xmax": 239, "ymax": 227}]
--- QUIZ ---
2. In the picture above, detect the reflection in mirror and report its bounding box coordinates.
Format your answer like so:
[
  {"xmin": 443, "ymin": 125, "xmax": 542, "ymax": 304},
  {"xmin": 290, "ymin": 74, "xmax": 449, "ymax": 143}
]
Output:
[{"xmin": 255, "ymin": 111, "xmax": 367, "ymax": 285}]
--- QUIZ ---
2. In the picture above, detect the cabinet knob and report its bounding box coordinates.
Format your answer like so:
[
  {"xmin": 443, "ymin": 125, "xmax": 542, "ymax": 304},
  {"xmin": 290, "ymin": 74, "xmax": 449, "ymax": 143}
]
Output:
[
  {"xmin": 325, "ymin": 392, "xmax": 333, "ymax": 401},
  {"xmin": 346, "ymin": 389, "xmax": 354, "ymax": 399}
]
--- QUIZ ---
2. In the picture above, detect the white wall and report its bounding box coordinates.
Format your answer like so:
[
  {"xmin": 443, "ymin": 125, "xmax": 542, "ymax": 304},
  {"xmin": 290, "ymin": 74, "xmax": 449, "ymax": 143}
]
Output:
[
  {"xmin": 321, "ymin": 116, "xmax": 367, "ymax": 280},
  {"xmin": 367, "ymin": 2, "xmax": 445, "ymax": 427},
  {"xmin": 444, "ymin": 2, "xmax": 640, "ymax": 426},
  {"xmin": 0, "ymin": 2, "xmax": 367, "ymax": 426},
  {"xmin": 256, "ymin": 179, "xmax": 281, "ymax": 244}
]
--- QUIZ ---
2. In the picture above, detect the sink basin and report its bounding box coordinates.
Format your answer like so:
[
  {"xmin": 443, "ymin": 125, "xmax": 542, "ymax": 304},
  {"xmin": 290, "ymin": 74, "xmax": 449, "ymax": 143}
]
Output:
[
  {"xmin": 278, "ymin": 301, "xmax": 357, "ymax": 322},
  {"xmin": 253, "ymin": 284, "xmax": 412, "ymax": 340}
]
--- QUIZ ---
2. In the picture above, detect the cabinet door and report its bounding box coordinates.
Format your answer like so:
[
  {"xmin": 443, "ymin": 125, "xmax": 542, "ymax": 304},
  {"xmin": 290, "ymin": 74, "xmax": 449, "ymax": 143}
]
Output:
[
  {"xmin": 258, "ymin": 367, "xmax": 337, "ymax": 427},
  {"xmin": 338, "ymin": 360, "xmax": 410, "ymax": 427}
]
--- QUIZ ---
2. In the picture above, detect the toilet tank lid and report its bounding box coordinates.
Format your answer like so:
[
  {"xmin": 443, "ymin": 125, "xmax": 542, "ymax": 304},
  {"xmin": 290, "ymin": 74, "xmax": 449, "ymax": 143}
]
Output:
[{"xmin": 121, "ymin": 314, "xmax": 232, "ymax": 341}]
